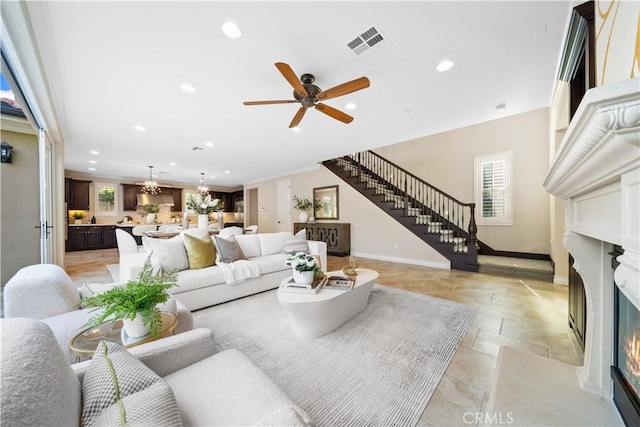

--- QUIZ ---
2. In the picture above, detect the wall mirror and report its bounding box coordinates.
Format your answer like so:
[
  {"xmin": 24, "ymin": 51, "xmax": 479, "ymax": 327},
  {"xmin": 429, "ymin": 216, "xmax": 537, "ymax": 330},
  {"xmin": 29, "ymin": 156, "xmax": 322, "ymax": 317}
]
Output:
[{"xmin": 313, "ymin": 185, "xmax": 339, "ymax": 220}]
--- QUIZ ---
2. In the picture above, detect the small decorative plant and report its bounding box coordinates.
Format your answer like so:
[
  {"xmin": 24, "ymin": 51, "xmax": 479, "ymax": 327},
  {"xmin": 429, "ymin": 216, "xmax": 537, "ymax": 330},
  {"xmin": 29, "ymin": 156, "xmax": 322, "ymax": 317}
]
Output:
[
  {"xmin": 186, "ymin": 193, "xmax": 223, "ymax": 214},
  {"xmin": 80, "ymin": 256, "xmax": 178, "ymax": 339},
  {"xmin": 71, "ymin": 211, "xmax": 86, "ymax": 220},
  {"xmin": 143, "ymin": 203, "xmax": 160, "ymax": 214},
  {"xmin": 285, "ymin": 251, "xmax": 321, "ymax": 274},
  {"xmin": 293, "ymin": 195, "xmax": 312, "ymax": 211}
]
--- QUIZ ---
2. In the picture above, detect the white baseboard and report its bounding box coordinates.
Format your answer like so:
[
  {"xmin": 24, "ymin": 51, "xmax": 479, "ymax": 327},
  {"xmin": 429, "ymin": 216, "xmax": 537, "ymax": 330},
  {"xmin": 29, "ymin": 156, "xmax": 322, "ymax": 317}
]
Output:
[
  {"xmin": 350, "ymin": 251, "xmax": 451, "ymax": 270},
  {"xmin": 553, "ymin": 275, "xmax": 569, "ymax": 285}
]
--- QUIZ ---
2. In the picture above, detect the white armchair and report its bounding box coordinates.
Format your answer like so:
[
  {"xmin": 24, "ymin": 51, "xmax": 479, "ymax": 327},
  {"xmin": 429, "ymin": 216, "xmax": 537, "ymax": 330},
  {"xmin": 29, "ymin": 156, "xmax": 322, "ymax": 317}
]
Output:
[{"xmin": 3, "ymin": 263, "xmax": 194, "ymax": 363}]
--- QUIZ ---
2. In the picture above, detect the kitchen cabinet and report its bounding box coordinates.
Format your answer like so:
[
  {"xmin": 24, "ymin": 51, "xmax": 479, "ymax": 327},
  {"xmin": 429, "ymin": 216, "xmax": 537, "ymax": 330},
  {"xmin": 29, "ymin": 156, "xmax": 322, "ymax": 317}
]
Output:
[
  {"xmin": 66, "ymin": 225, "xmax": 118, "ymax": 252},
  {"xmin": 65, "ymin": 179, "xmax": 91, "ymax": 210},
  {"xmin": 294, "ymin": 222, "xmax": 351, "ymax": 256},
  {"xmin": 122, "ymin": 184, "xmax": 182, "ymax": 212}
]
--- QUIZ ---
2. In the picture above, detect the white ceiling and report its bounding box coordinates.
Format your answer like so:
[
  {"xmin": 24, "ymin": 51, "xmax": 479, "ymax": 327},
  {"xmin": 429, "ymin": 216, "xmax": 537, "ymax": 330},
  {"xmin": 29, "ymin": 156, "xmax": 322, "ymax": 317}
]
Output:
[{"xmin": 24, "ymin": 1, "xmax": 572, "ymax": 188}]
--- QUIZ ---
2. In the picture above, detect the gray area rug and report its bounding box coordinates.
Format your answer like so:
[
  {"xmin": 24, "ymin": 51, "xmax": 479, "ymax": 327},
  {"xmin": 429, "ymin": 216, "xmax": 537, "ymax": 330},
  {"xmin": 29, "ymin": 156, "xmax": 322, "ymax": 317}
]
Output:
[{"xmin": 193, "ymin": 284, "xmax": 476, "ymax": 427}]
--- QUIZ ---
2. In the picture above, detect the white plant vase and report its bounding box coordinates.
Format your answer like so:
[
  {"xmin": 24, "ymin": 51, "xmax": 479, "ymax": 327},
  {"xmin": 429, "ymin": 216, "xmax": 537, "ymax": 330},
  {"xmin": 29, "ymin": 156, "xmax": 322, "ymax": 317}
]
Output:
[
  {"xmin": 122, "ymin": 313, "xmax": 150, "ymax": 338},
  {"xmin": 298, "ymin": 211, "xmax": 309, "ymax": 223},
  {"xmin": 146, "ymin": 213, "xmax": 156, "ymax": 224},
  {"xmin": 198, "ymin": 214, "xmax": 209, "ymax": 229},
  {"xmin": 293, "ymin": 269, "xmax": 314, "ymax": 284}
]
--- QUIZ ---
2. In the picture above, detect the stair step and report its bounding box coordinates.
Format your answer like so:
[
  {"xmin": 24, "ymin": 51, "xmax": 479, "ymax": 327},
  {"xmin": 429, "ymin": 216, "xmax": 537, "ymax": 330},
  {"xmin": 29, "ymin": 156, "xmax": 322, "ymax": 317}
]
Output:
[
  {"xmin": 415, "ymin": 215, "xmax": 431, "ymax": 224},
  {"xmin": 407, "ymin": 207, "xmax": 421, "ymax": 216}
]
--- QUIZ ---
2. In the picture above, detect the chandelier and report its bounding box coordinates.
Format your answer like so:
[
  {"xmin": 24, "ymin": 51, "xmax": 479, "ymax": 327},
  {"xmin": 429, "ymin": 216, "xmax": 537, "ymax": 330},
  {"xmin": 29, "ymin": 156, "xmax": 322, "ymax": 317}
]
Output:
[
  {"xmin": 197, "ymin": 172, "xmax": 209, "ymax": 198},
  {"xmin": 141, "ymin": 165, "xmax": 161, "ymax": 195}
]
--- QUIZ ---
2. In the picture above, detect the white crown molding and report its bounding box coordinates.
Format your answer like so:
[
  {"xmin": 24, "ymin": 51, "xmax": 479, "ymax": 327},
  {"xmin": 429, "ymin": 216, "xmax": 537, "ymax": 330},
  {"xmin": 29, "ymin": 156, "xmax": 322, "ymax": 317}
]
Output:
[{"xmin": 544, "ymin": 78, "xmax": 640, "ymax": 199}]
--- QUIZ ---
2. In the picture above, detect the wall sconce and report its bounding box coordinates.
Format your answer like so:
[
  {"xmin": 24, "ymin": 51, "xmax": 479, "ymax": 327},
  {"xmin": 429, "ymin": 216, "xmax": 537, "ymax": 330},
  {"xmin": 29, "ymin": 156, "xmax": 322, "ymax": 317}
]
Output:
[{"xmin": 1, "ymin": 142, "xmax": 14, "ymax": 164}]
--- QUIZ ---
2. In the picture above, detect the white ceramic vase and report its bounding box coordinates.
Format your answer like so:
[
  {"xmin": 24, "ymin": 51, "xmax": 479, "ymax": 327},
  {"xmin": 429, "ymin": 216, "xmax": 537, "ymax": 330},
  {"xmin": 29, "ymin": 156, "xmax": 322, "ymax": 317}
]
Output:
[
  {"xmin": 299, "ymin": 211, "xmax": 309, "ymax": 223},
  {"xmin": 122, "ymin": 313, "xmax": 150, "ymax": 338},
  {"xmin": 146, "ymin": 213, "xmax": 156, "ymax": 224},
  {"xmin": 198, "ymin": 214, "xmax": 209, "ymax": 229},
  {"xmin": 293, "ymin": 269, "xmax": 314, "ymax": 284}
]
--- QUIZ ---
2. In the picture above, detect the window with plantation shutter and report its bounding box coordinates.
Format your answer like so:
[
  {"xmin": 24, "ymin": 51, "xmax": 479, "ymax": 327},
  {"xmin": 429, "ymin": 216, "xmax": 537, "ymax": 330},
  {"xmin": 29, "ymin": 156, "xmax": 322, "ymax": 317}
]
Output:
[{"xmin": 474, "ymin": 152, "xmax": 512, "ymax": 225}]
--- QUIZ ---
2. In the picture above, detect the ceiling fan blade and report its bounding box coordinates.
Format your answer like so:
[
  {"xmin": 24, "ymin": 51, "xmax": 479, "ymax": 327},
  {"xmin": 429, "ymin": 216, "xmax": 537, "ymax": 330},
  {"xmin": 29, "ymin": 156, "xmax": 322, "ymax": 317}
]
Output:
[
  {"xmin": 275, "ymin": 62, "xmax": 308, "ymax": 98},
  {"xmin": 243, "ymin": 100, "xmax": 298, "ymax": 105},
  {"xmin": 316, "ymin": 77, "xmax": 370, "ymax": 101},
  {"xmin": 289, "ymin": 107, "xmax": 307, "ymax": 128},
  {"xmin": 315, "ymin": 103, "xmax": 354, "ymax": 124}
]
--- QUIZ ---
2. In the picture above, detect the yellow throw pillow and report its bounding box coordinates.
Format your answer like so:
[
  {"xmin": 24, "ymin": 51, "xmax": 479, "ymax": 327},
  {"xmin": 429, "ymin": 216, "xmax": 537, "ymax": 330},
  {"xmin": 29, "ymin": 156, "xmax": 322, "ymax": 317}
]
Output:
[{"xmin": 183, "ymin": 233, "xmax": 216, "ymax": 269}]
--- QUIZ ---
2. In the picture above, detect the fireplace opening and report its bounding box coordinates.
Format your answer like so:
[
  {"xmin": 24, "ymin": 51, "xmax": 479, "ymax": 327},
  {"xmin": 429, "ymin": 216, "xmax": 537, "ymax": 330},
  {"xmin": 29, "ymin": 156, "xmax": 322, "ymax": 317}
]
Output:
[{"xmin": 612, "ymin": 247, "xmax": 640, "ymax": 426}]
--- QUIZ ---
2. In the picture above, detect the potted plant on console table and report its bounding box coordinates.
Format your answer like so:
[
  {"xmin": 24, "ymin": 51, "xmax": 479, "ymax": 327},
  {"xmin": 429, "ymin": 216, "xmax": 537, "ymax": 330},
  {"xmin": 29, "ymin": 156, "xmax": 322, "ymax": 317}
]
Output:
[
  {"xmin": 293, "ymin": 195, "xmax": 312, "ymax": 223},
  {"xmin": 80, "ymin": 256, "xmax": 178, "ymax": 339}
]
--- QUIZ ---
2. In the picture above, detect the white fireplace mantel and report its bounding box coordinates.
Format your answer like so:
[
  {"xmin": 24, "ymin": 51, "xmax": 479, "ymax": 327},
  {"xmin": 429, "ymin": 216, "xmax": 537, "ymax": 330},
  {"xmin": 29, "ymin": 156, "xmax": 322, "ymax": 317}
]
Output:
[{"xmin": 544, "ymin": 77, "xmax": 640, "ymax": 398}]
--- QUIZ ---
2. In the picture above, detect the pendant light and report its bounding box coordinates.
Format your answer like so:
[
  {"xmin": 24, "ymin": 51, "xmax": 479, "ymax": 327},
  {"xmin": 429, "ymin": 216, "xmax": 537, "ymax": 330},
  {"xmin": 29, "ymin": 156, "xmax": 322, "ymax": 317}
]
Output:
[
  {"xmin": 197, "ymin": 172, "xmax": 209, "ymax": 198},
  {"xmin": 141, "ymin": 165, "xmax": 161, "ymax": 195}
]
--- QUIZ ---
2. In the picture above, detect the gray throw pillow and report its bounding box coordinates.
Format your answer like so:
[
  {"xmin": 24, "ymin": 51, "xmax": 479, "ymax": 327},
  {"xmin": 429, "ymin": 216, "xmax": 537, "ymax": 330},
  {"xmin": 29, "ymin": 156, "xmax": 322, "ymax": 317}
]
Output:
[
  {"xmin": 81, "ymin": 341, "xmax": 183, "ymax": 427},
  {"xmin": 282, "ymin": 229, "xmax": 308, "ymax": 253},
  {"xmin": 214, "ymin": 234, "xmax": 246, "ymax": 263}
]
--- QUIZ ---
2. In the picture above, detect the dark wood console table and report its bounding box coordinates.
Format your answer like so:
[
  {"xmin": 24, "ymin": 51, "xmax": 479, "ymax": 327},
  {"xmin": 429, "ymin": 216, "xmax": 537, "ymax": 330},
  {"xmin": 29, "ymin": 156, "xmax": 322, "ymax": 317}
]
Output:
[{"xmin": 294, "ymin": 222, "xmax": 350, "ymax": 256}]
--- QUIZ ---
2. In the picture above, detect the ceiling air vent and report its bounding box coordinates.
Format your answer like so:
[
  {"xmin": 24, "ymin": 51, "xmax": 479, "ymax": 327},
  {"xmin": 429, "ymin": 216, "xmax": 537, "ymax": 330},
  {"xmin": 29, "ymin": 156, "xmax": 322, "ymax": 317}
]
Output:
[{"xmin": 347, "ymin": 25, "xmax": 390, "ymax": 59}]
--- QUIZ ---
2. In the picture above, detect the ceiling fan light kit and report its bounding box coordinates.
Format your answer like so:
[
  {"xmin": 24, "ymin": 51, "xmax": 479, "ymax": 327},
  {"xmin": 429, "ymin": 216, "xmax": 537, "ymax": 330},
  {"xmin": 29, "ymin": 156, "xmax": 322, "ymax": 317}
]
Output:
[{"xmin": 243, "ymin": 62, "xmax": 370, "ymax": 128}]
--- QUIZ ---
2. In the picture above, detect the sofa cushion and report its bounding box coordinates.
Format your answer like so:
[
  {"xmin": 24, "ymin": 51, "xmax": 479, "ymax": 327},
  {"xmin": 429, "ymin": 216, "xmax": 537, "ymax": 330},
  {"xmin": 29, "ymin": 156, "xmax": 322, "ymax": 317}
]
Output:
[
  {"xmin": 282, "ymin": 229, "xmax": 308, "ymax": 253},
  {"xmin": 258, "ymin": 233, "xmax": 284, "ymax": 256},
  {"xmin": 81, "ymin": 341, "xmax": 182, "ymax": 426},
  {"xmin": 234, "ymin": 234, "xmax": 261, "ymax": 258},
  {"xmin": 214, "ymin": 235, "xmax": 246, "ymax": 263},
  {"xmin": 172, "ymin": 266, "xmax": 227, "ymax": 293},
  {"xmin": 164, "ymin": 348, "xmax": 309, "ymax": 426},
  {"xmin": 183, "ymin": 233, "xmax": 217, "ymax": 269},
  {"xmin": 252, "ymin": 253, "xmax": 289, "ymax": 275},
  {"xmin": 143, "ymin": 235, "xmax": 189, "ymax": 272},
  {"xmin": 0, "ymin": 318, "xmax": 81, "ymax": 427}
]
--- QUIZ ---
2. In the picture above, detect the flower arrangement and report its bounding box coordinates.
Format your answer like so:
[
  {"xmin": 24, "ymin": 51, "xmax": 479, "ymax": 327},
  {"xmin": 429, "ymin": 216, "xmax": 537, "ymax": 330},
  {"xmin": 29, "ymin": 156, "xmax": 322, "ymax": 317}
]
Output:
[
  {"xmin": 285, "ymin": 251, "xmax": 321, "ymax": 274},
  {"xmin": 187, "ymin": 193, "xmax": 223, "ymax": 215},
  {"xmin": 143, "ymin": 203, "xmax": 160, "ymax": 213},
  {"xmin": 71, "ymin": 211, "xmax": 85, "ymax": 220},
  {"xmin": 293, "ymin": 195, "xmax": 312, "ymax": 211}
]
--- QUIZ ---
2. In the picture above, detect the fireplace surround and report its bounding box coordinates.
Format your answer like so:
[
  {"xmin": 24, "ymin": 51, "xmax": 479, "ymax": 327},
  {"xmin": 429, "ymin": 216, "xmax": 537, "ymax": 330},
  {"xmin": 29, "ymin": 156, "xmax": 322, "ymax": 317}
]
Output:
[{"xmin": 544, "ymin": 77, "xmax": 639, "ymax": 414}]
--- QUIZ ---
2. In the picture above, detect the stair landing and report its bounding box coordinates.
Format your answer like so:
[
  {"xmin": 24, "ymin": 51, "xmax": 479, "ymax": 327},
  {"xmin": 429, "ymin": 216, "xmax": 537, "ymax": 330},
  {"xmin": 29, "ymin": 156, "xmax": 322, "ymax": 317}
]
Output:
[{"xmin": 478, "ymin": 255, "xmax": 553, "ymax": 283}]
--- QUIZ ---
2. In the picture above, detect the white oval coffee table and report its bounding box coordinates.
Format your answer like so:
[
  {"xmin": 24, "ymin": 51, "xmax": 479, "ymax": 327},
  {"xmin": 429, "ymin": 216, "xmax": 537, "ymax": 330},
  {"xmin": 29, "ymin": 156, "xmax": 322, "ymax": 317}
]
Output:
[{"xmin": 277, "ymin": 269, "xmax": 379, "ymax": 338}]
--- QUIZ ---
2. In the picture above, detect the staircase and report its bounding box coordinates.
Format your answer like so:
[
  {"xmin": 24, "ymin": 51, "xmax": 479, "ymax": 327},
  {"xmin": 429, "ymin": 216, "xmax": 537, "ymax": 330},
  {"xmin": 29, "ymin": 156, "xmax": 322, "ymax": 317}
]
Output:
[{"xmin": 323, "ymin": 152, "xmax": 479, "ymax": 272}]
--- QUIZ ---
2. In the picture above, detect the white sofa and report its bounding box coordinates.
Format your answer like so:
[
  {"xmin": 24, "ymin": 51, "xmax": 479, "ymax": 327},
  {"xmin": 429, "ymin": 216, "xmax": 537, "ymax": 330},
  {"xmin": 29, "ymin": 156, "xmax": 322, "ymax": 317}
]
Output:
[
  {"xmin": 119, "ymin": 231, "xmax": 328, "ymax": 311},
  {"xmin": 3, "ymin": 263, "xmax": 194, "ymax": 363},
  {"xmin": 0, "ymin": 318, "xmax": 311, "ymax": 426}
]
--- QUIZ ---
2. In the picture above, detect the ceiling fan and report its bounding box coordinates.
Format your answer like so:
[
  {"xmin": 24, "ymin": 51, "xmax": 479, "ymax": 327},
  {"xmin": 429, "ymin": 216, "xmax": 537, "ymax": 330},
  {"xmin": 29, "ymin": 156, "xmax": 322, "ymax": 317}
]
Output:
[{"xmin": 243, "ymin": 62, "xmax": 370, "ymax": 128}]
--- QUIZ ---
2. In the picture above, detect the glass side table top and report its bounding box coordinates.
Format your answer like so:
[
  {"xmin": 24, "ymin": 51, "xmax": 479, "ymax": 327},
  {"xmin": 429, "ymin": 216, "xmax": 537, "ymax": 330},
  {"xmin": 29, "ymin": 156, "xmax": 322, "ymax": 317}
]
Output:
[{"xmin": 69, "ymin": 312, "xmax": 177, "ymax": 361}]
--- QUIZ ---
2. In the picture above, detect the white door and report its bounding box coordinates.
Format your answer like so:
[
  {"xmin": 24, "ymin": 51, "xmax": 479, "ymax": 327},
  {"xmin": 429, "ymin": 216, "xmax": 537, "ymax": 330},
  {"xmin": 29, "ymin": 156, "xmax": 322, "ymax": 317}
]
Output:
[
  {"xmin": 276, "ymin": 179, "xmax": 291, "ymax": 233},
  {"xmin": 39, "ymin": 129, "xmax": 54, "ymax": 263}
]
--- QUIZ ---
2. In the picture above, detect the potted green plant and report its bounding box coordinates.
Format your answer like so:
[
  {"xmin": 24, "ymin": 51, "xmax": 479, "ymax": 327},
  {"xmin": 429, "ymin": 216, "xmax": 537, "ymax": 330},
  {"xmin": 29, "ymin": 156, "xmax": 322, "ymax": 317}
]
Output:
[
  {"xmin": 80, "ymin": 256, "xmax": 178, "ymax": 339},
  {"xmin": 285, "ymin": 251, "xmax": 321, "ymax": 284},
  {"xmin": 71, "ymin": 211, "xmax": 85, "ymax": 224},
  {"xmin": 293, "ymin": 195, "xmax": 312, "ymax": 223},
  {"xmin": 143, "ymin": 203, "xmax": 160, "ymax": 224}
]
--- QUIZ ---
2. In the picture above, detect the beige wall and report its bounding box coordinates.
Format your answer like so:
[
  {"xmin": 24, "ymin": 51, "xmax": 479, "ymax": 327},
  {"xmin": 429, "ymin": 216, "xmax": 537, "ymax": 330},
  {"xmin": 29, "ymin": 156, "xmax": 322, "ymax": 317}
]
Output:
[
  {"xmin": 596, "ymin": 0, "xmax": 640, "ymax": 86},
  {"xmin": 247, "ymin": 167, "xmax": 450, "ymax": 269},
  {"xmin": 1, "ymin": 130, "xmax": 41, "ymax": 284},
  {"xmin": 375, "ymin": 108, "xmax": 551, "ymax": 254}
]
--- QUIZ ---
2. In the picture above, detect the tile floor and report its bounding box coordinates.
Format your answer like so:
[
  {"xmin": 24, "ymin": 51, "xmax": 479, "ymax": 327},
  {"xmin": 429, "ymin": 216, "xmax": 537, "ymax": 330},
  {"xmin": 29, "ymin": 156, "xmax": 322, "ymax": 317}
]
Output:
[{"xmin": 64, "ymin": 249, "xmax": 583, "ymax": 426}]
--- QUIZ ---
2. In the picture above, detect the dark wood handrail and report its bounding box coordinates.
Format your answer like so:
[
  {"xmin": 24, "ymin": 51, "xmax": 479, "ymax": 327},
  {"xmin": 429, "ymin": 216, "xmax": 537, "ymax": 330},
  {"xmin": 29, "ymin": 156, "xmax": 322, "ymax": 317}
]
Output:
[{"xmin": 364, "ymin": 150, "xmax": 473, "ymax": 207}]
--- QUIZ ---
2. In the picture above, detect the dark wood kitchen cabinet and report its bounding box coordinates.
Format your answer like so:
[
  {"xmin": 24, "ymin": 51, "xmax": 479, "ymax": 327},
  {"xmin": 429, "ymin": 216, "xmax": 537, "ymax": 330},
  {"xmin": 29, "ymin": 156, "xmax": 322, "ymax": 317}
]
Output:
[
  {"xmin": 102, "ymin": 225, "xmax": 118, "ymax": 248},
  {"xmin": 65, "ymin": 179, "xmax": 91, "ymax": 210},
  {"xmin": 66, "ymin": 225, "xmax": 118, "ymax": 252},
  {"xmin": 121, "ymin": 184, "xmax": 182, "ymax": 212}
]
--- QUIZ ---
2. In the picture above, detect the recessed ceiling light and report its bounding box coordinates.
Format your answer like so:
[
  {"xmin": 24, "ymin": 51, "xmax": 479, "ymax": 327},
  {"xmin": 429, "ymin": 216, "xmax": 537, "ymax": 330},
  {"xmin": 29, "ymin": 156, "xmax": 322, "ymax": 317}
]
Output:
[
  {"xmin": 436, "ymin": 60, "xmax": 454, "ymax": 72},
  {"xmin": 345, "ymin": 103, "xmax": 357, "ymax": 110},
  {"xmin": 210, "ymin": 176, "xmax": 216, "ymax": 179},
  {"xmin": 180, "ymin": 83, "xmax": 195, "ymax": 93},
  {"xmin": 291, "ymin": 126, "xmax": 301, "ymax": 132},
  {"xmin": 222, "ymin": 21, "xmax": 242, "ymax": 39},
  {"xmin": 169, "ymin": 162, "xmax": 176, "ymax": 166},
  {"xmin": 88, "ymin": 167, "xmax": 96, "ymax": 171},
  {"xmin": 496, "ymin": 103, "xmax": 507, "ymax": 112},
  {"xmin": 89, "ymin": 160, "xmax": 97, "ymax": 164},
  {"xmin": 205, "ymin": 142, "xmax": 214, "ymax": 147},
  {"xmin": 134, "ymin": 125, "xmax": 146, "ymax": 131},
  {"xmin": 90, "ymin": 150, "xmax": 100, "ymax": 155},
  {"xmin": 224, "ymin": 171, "xmax": 231, "ymax": 174}
]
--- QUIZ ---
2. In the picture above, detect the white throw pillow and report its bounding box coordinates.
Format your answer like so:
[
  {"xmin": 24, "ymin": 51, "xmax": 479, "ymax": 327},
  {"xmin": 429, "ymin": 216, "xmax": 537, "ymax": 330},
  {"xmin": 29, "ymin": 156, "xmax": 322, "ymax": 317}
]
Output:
[
  {"xmin": 282, "ymin": 229, "xmax": 308, "ymax": 253},
  {"xmin": 258, "ymin": 233, "xmax": 284, "ymax": 256},
  {"xmin": 234, "ymin": 234, "xmax": 261, "ymax": 258},
  {"xmin": 142, "ymin": 236, "xmax": 189, "ymax": 272}
]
